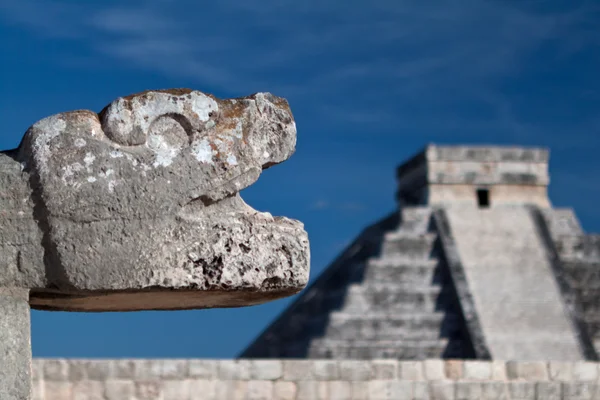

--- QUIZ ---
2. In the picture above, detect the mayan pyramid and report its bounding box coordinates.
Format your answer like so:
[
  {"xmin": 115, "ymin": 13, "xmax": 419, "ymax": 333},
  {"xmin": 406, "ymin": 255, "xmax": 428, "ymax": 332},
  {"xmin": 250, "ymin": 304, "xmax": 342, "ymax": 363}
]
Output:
[{"xmin": 242, "ymin": 145, "xmax": 600, "ymax": 361}]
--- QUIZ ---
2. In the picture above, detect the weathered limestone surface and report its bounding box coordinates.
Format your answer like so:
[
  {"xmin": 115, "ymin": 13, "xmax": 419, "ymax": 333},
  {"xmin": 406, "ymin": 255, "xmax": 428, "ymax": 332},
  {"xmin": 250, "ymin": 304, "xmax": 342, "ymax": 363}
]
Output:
[{"xmin": 0, "ymin": 89, "xmax": 310, "ymax": 311}]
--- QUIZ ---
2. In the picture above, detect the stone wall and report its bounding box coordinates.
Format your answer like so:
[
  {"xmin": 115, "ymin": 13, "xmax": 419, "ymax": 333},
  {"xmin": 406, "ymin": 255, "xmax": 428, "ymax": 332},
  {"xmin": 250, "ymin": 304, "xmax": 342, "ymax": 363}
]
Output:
[{"xmin": 31, "ymin": 359, "xmax": 600, "ymax": 399}]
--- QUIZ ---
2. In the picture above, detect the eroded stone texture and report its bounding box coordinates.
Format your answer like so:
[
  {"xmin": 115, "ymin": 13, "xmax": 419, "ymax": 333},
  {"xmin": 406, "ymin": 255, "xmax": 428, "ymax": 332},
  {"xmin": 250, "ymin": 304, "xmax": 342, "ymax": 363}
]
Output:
[{"xmin": 0, "ymin": 89, "xmax": 309, "ymax": 311}]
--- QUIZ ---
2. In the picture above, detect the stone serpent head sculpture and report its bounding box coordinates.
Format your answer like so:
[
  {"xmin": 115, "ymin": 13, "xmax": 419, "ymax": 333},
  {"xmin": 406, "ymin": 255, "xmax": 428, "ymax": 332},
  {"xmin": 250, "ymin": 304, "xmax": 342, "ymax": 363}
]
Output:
[{"xmin": 0, "ymin": 89, "xmax": 310, "ymax": 311}]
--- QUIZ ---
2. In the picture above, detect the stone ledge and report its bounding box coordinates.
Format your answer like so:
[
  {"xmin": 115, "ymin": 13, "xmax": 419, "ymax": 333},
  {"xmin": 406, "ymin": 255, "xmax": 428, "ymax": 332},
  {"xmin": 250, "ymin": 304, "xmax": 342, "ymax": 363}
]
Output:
[
  {"xmin": 31, "ymin": 378, "xmax": 600, "ymax": 400},
  {"xmin": 30, "ymin": 359, "xmax": 600, "ymax": 399},
  {"xmin": 32, "ymin": 359, "xmax": 600, "ymax": 400},
  {"xmin": 32, "ymin": 359, "xmax": 600, "ymax": 383}
]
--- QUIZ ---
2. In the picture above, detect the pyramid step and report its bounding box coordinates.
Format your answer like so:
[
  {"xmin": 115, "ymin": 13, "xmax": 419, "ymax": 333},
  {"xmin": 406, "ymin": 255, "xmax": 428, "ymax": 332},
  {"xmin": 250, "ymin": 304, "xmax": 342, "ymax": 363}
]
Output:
[
  {"xmin": 381, "ymin": 233, "xmax": 437, "ymax": 259},
  {"xmin": 364, "ymin": 257, "xmax": 440, "ymax": 284},
  {"xmin": 314, "ymin": 312, "xmax": 448, "ymax": 340},
  {"xmin": 399, "ymin": 207, "xmax": 433, "ymax": 234},
  {"xmin": 554, "ymin": 235, "xmax": 600, "ymax": 263},
  {"xmin": 562, "ymin": 261, "xmax": 600, "ymax": 289},
  {"xmin": 307, "ymin": 338, "xmax": 450, "ymax": 360},
  {"xmin": 368, "ymin": 257, "xmax": 439, "ymax": 268},
  {"xmin": 331, "ymin": 283, "xmax": 444, "ymax": 313}
]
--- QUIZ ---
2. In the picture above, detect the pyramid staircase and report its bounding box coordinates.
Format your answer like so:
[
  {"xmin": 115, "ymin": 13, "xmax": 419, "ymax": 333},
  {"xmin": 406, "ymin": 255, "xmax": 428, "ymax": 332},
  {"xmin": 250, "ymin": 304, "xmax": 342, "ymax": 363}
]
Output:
[{"xmin": 264, "ymin": 207, "xmax": 467, "ymax": 360}]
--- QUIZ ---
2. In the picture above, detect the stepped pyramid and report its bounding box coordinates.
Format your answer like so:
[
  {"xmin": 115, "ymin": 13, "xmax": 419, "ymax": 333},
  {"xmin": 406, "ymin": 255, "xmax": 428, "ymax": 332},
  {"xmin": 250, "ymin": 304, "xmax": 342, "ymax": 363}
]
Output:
[{"xmin": 242, "ymin": 145, "xmax": 600, "ymax": 361}]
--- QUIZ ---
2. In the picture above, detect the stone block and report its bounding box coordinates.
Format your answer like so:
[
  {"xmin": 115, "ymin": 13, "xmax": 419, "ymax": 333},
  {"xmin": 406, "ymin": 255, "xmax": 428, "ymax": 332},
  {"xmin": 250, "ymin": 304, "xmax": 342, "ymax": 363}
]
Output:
[
  {"xmin": 351, "ymin": 381, "xmax": 370, "ymax": 400},
  {"xmin": 572, "ymin": 362, "xmax": 598, "ymax": 381},
  {"xmin": 549, "ymin": 362, "xmax": 573, "ymax": 381},
  {"xmin": 43, "ymin": 359, "xmax": 70, "ymax": 381},
  {"xmin": 562, "ymin": 382, "xmax": 599, "ymax": 399},
  {"xmin": 399, "ymin": 361, "xmax": 424, "ymax": 380},
  {"xmin": 462, "ymin": 361, "xmax": 491, "ymax": 381},
  {"xmin": 159, "ymin": 359, "xmax": 189, "ymax": 379},
  {"xmin": 83, "ymin": 360, "xmax": 113, "ymax": 381},
  {"xmin": 506, "ymin": 361, "xmax": 548, "ymax": 381},
  {"xmin": 273, "ymin": 381, "xmax": 297, "ymax": 400},
  {"xmin": 31, "ymin": 380, "xmax": 44, "ymax": 400},
  {"xmin": 491, "ymin": 361, "xmax": 508, "ymax": 381},
  {"xmin": 368, "ymin": 380, "xmax": 412, "ymax": 400},
  {"xmin": 454, "ymin": 382, "xmax": 481, "ymax": 400},
  {"xmin": 283, "ymin": 360, "xmax": 314, "ymax": 381},
  {"xmin": 188, "ymin": 359, "xmax": 218, "ymax": 379},
  {"xmin": 508, "ymin": 382, "xmax": 535, "ymax": 400},
  {"xmin": 247, "ymin": 380, "xmax": 274, "ymax": 400},
  {"xmin": 429, "ymin": 381, "xmax": 455, "ymax": 400},
  {"xmin": 64, "ymin": 360, "xmax": 87, "ymax": 381},
  {"xmin": 44, "ymin": 382, "xmax": 73, "ymax": 400},
  {"xmin": 72, "ymin": 380, "xmax": 105, "ymax": 400},
  {"xmin": 188, "ymin": 379, "xmax": 217, "ymax": 400},
  {"xmin": 444, "ymin": 361, "xmax": 463, "ymax": 380},
  {"xmin": 481, "ymin": 382, "xmax": 509, "ymax": 400},
  {"xmin": 339, "ymin": 360, "xmax": 372, "ymax": 381},
  {"xmin": 163, "ymin": 379, "xmax": 191, "ymax": 400},
  {"xmin": 424, "ymin": 360, "xmax": 446, "ymax": 381},
  {"xmin": 536, "ymin": 382, "xmax": 561, "ymax": 400},
  {"xmin": 133, "ymin": 360, "xmax": 163, "ymax": 380},
  {"xmin": 372, "ymin": 360, "xmax": 397, "ymax": 380},
  {"xmin": 329, "ymin": 381, "xmax": 352, "ymax": 400},
  {"xmin": 296, "ymin": 381, "xmax": 328, "ymax": 400},
  {"xmin": 104, "ymin": 380, "xmax": 136, "ymax": 400},
  {"xmin": 31, "ymin": 360, "xmax": 43, "ymax": 381},
  {"xmin": 218, "ymin": 359, "xmax": 252, "ymax": 380},
  {"xmin": 251, "ymin": 360, "xmax": 283, "ymax": 380},
  {"xmin": 215, "ymin": 380, "xmax": 247, "ymax": 400},
  {"xmin": 313, "ymin": 360, "xmax": 340, "ymax": 380},
  {"xmin": 413, "ymin": 381, "xmax": 430, "ymax": 400},
  {"xmin": 110, "ymin": 360, "xmax": 136, "ymax": 379},
  {"xmin": 135, "ymin": 381, "xmax": 163, "ymax": 400}
]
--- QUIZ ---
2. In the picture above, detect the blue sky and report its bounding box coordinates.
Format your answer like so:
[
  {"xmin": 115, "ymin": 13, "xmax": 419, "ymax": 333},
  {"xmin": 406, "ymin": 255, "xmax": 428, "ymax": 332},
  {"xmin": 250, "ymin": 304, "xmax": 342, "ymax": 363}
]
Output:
[{"xmin": 1, "ymin": 0, "xmax": 599, "ymax": 358}]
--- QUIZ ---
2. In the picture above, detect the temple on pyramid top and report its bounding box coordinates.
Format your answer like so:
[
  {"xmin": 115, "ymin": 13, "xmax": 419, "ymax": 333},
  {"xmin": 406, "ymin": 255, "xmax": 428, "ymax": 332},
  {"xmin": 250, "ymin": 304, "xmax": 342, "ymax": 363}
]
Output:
[
  {"xmin": 242, "ymin": 144, "xmax": 600, "ymax": 362},
  {"xmin": 396, "ymin": 144, "xmax": 550, "ymax": 208}
]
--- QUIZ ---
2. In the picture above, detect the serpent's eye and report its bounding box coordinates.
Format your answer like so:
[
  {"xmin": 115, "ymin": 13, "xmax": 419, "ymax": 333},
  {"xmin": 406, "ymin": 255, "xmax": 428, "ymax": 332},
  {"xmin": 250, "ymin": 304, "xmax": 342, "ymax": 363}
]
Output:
[
  {"xmin": 99, "ymin": 99, "xmax": 147, "ymax": 146},
  {"xmin": 99, "ymin": 92, "xmax": 218, "ymax": 147}
]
